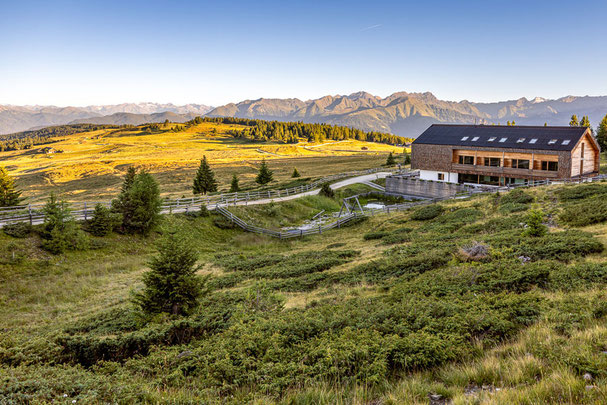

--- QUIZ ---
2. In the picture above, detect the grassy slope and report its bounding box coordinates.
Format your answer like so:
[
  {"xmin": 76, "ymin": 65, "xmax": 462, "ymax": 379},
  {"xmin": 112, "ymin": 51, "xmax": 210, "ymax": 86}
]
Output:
[
  {"xmin": 0, "ymin": 121, "xmax": 404, "ymax": 203},
  {"xmin": 3, "ymin": 183, "xmax": 607, "ymax": 403}
]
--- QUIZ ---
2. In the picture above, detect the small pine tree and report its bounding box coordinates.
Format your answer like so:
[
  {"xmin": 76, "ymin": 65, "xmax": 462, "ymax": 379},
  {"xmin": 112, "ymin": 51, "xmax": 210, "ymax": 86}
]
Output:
[
  {"xmin": 319, "ymin": 183, "xmax": 334, "ymax": 198},
  {"xmin": 88, "ymin": 204, "xmax": 119, "ymax": 237},
  {"xmin": 596, "ymin": 114, "xmax": 607, "ymax": 151},
  {"xmin": 570, "ymin": 114, "xmax": 579, "ymax": 127},
  {"xmin": 403, "ymin": 150, "xmax": 411, "ymax": 165},
  {"xmin": 192, "ymin": 156, "xmax": 218, "ymax": 195},
  {"xmin": 291, "ymin": 168, "xmax": 301, "ymax": 178},
  {"xmin": 229, "ymin": 174, "xmax": 240, "ymax": 193},
  {"xmin": 524, "ymin": 209, "xmax": 547, "ymax": 237},
  {"xmin": 507, "ymin": 121, "xmax": 511, "ymax": 126},
  {"xmin": 0, "ymin": 166, "xmax": 22, "ymax": 207},
  {"xmin": 386, "ymin": 152, "xmax": 396, "ymax": 166},
  {"xmin": 255, "ymin": 158, "xmax": 274, "ymax": 185},
  {"xmin": 41, "ymin": 194, "xmax": 89, "ymax": 254},
  {"xmin": 121, "ymin": 171, "xmax": 162, "ymax": 235},
  {"xmin": 133, "ymin": 232, "xmax": 208, "ymax": 316}
]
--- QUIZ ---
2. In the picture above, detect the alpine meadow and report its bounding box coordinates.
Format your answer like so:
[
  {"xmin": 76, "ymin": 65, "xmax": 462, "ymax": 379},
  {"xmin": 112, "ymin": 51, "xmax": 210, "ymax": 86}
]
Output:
[{"xmin": 3, "ymin": 0, "xmax": 607, "ymax": 404}]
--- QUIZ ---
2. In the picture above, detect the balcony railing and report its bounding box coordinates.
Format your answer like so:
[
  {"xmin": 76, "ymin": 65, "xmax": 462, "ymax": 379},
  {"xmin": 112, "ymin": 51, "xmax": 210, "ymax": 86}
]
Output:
[{"xmin": 451, "ymin": 163, "xmax": 559, "ymax": 178}]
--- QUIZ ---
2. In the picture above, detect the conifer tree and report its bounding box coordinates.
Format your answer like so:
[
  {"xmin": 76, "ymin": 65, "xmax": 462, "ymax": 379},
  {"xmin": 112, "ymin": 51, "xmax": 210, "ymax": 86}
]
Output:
[
  {"xmin": 580, "ymin": 115, "xmax": 591, "ymax": 128},
  {"xmin": 133, "ymin": 231, "xmax": 208, "ymax": 316},
  {"xmin": 192, "ymin": 156, "xmax": 218, "ymax": 195},
  {"xmin": 229, "ymin": 174, "xmax": 240, "ymax": 193},
  {"xmin": 122, "ymin": 171, "xmax": 161, "ymax": 235},
  {"xmin": 255, "ymin": 158, "xmax": 274, "ymax": 185},
  {"xmin": 403, "ymin": 150, "xmax": 411, "ymax": 165},
  {"xmin": 386, "ymin": 152, "xmax": 396, "ymax": 166},
  {"xmin": 291, "ymin": 167, "xmax": 301, "ymax": 178},
  {"xmin": 570, "ymin": 115, "xmax": 579, "ymax": 126},
  {"xmin": 596, "ymin": 114, "xmax": 607, "ymax": 151},
  {"xmin": 0, "ymin": 166, "xmax": 22, "ymax": 207}
]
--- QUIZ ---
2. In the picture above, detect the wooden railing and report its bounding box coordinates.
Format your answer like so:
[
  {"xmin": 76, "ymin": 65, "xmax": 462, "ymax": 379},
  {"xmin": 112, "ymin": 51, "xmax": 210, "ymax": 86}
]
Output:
[{"xmin": 0, "ymin": 167, "xmax": 396, "ymax": 228}]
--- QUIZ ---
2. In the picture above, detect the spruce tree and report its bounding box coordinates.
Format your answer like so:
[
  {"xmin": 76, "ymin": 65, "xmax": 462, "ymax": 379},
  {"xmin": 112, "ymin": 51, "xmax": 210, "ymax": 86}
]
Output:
[
  {"xmin": 229, "ymin": 174, "xmax": 240, "ymax": 193},
  {"xmin": 403, "ymin": 150, "xmax": 411, "ymax": 165},
  {"xmin": 570, "ymin": 115, "xmax": 579, "ymax": 126},
  {"xmin": 596, "ymin": 114, "xmax": 607, "ymax": 151},
  {"xmin": 192, "ymin": 156, "xmax": 218, "ymax": 195},
  {"xmin": 291, "ymin": 167, "xmax": 301, "ymax": 178},
  {"xmin": 386, "ymin": 152, "xmax": 396, "ymax": 166},
  {"xmin": 133, "ymin": 231, "xmax": 207, "ymax": 316},
  {"xmin": 121, "ymin": 171, "xmax": 162, "ymax": 235},
  {"xmin": 0, "ymin": 166, "xmax": 22, "ymax": 207},
  {"xmin": 255, "ymin": 158, "xmax": 274, "ymax": 185},
  {"xmin": 41, "ymin": 193, "xmax": 89, "ymax": 254}
]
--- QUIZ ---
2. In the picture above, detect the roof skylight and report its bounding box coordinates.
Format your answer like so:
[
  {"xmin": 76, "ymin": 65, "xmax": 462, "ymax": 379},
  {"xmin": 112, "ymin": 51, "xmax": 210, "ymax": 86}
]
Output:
[
  {"xmin": 562, "ymin": 140, "xmax": 571, "ymax": 145},
  {"xmin": 461, "ymin": 136, "xmax": 469, "ymax": 141},
  {"xmin": 499, "ymin": 137, "xmax": 508, "ymax": 143},
  {"xmin": 471, "ymin": 136, "xmax": 479, "ymax": 141},
  {"xmin": 529, "ymin": 138, "xmax": 537, "ymax": 144},
  {"xmin": 517, "ymin": 138, "xmax": 526, "ymax": 143},
  {"xmin": 548, "ymin": 139, "xmax": 557, "ymax": 145},
  {"xmin": 488, "ymin": 137, "xmax": 496, "ymax": 142}
]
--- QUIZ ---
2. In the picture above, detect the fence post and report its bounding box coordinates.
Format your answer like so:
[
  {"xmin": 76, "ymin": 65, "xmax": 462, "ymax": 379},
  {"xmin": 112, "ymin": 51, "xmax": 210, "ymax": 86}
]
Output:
[
  {"xmin": 28, "ymin": 204, "xmax": 33, "ymax": 225},
  {"xmin": 319, "ymin": 224, "xmax": 322, "ymax": 234},
  {"xmin": 300, "ymin": 229, "xmax": 303, "ymax": 239},
  {"xmin": 83, "ymin": 202, "xmax": 88, "ymax": 221}
]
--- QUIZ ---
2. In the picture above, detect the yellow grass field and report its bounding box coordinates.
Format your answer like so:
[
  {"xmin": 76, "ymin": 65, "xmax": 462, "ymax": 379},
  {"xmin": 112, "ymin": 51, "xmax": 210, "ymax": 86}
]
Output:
[{"xmin": 0, "ymin": 121, "xmax": 406, "ymax": 203}]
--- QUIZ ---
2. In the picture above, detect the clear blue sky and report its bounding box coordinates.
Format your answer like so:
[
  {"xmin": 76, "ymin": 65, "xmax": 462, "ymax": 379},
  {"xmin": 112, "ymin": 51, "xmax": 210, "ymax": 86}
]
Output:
[{"xmin": 1, "ymin": 0, "xmax": 606, "ymax": 106}]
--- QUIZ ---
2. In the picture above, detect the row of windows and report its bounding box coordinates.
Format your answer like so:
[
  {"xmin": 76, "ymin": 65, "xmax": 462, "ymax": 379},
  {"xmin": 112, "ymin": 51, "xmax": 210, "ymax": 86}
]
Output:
[
  {"xmin": 457, "ymin": 155, "xmax": 558, "ymax": 171},
  {"xmin": 460, "ymin": 136, "xmax": 570, "ymax": 145}
]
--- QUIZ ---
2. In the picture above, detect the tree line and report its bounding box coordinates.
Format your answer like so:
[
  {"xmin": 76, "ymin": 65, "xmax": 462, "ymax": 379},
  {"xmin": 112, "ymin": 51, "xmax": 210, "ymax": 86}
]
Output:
[
  {"xmin": 0, "ymin": 124, "xmax": 120, "ymax": 152},
  {"xmin": 195, "ymin": 116, "xmax": 409, "ymax": 145}
]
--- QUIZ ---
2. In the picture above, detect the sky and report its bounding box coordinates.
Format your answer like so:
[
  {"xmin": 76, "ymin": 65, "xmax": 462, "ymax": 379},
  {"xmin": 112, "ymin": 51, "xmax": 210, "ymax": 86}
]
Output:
[{"xmin": 1, "ymin": 0, "xmax": 606, "ymax": 107}]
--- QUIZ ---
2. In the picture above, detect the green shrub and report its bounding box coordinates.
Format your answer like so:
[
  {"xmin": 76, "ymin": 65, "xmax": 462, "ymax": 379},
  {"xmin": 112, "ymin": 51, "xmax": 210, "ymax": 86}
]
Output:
[
  {"xmin": 411, "ymin": 204, "xmax": 443, "ymax": 220},
  {"xmin": 499, "ymin": 202, "xmax": 530, "ymax": 213},
  {"xmin": 3, "ymin": 222, "xmax": 32, "ymax": 238},
  {"xmin": 87, "ymin": 204, "xmax": 120, "ymax": 236},
  {"xmin": 212, "ymin": 215, "xmax": 238, "ymax": 229},
  {"xmin": 500, "ymin": 189, "xmax": 534, "ymax": 205},
  {"xmin": 523, "ymin": 209, "xmax": 547, "ymax": 237},
  {"xmin": 516, "ymin": 230, "xmax": 603, "ymax": 261},
  {"xmin": 319, "ymin": 183, "xmax": 335, "ymax": 199},
  {"xmin": 556, "ymin": 183, "xmax": 607, "ymax": 201},
  {"xmin": 363, "ymin": 231, "xmax": 390, "ymax": 240},
  {"xmin": 559, "ymin": 198, "xmax": 607, "ymax": 227}
]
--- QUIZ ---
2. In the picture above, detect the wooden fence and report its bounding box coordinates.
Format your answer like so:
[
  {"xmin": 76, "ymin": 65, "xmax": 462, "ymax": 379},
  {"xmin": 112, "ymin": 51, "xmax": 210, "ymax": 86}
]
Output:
[{"xmin": 0, "ymin": 166, "xmax": 392, "ymax": 228}]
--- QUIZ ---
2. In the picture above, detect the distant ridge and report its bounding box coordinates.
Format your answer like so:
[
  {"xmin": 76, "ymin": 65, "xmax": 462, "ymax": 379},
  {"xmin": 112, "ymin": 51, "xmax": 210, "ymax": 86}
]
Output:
[
  {"xmin": 206, "ymin": 92, "xmax": 607, "ymax": 138},
  {"xmin": 0, "ymin": 103, "xmax": 212, "ymax": 134}
]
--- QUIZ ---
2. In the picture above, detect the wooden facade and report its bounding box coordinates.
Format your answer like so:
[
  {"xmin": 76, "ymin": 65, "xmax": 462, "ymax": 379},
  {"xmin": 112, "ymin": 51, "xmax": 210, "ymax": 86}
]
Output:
[{"xmin": 411, "ymin": 126, "xmax": 599, "ymax": 185}]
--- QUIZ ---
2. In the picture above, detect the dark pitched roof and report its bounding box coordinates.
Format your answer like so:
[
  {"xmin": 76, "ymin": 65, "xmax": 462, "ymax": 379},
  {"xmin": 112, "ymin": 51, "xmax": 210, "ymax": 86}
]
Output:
[{"xmin": 413, "ymin": 124, "xmax": 589, "ymax": 151}]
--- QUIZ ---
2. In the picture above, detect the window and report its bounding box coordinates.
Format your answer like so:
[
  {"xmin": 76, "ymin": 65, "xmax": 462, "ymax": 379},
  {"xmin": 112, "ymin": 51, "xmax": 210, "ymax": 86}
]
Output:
[
  {"xmin": 438, "ymin": 173, "xmax": 445, "ymax": 180},
  {"xmin": 458, "ymin": 155, "xmax": 474, "ymax": 165},
  {"xmin": 484, "ymin": 157, "xmax": 501, "ymax": 167},
  {"xmin": 548, "ymin": 139, "xmax": 557, "ymax": 145},
  {"xmin": 517, "ymin": 138, "xmax": 526, "ymax": 143},
  {"xmin": 488, "ymin": 137, "xmax": 496, "ymax": 142},
  {"xmin": 471, "ymin": 136, "xmax": 479, "ymax": 141},
  {"xmin": 512, "ymin": 159, "xmax": 530, "ymax": 169},
  {"xmin": 541, "ymin": 161, "xmax": 558, "ymax": 171},
  {"xmin": 529, "ymin": 138, "xmax": 538, "ymax": 144},
  {"xmin": 562, "ymin": 140, "xmax": 570, "ymax": 145},
  {"xmin": 499, "ymin": 137, "xmax": 508, "ymax": 143},
  {"xmin": 461, "ymin": 136, "xmax": 469, "ymax": 141}
]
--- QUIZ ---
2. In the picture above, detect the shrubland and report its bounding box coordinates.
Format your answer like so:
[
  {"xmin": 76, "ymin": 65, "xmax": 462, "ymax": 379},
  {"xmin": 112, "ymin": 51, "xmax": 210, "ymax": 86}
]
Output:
[{"xmin": 2, "ymin": 180, "xmax": 607, "ymax": 403}]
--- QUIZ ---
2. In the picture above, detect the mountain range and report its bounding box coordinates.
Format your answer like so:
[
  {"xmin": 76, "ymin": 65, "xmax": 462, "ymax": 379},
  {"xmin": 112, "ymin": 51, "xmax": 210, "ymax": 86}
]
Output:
[
  {"xmin": 206, "ymin": 92, "xmax": 607, "ymax": 138},
  {"xmin": 2, "ymin": 93, "xmax": 607, "ymax": 137},
  {"xmin": 0, "ymin": 103, "xmax": 212, "ymax": 134}
]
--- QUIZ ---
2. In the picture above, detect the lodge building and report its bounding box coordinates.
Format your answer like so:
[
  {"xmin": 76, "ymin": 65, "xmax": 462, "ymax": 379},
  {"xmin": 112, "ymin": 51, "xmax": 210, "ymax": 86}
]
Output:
[{"xmin": 410, "ymin": 125, "xmax": 599, "ymax": 186}]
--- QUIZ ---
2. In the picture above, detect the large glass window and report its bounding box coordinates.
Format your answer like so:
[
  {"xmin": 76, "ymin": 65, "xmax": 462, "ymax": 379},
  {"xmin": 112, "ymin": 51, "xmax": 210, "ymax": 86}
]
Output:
[
  {"xmin": 512, "ymin": 159, "xmax": 530, "ymax": 169},
  {"xmin": 484, "ymin": 157, "xmax": 501, "ymax": 167},
  {"xmin": 541, "ymin": 161, "xmax": 558, "ymax": 171},
  {"xmin": 458, "ymin": 155, "xmax": 474, "ymax": 165}
]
